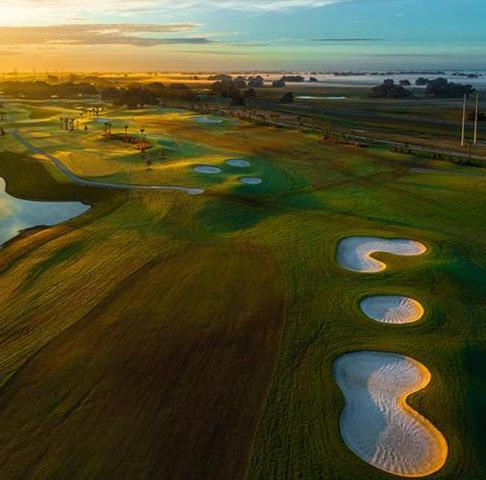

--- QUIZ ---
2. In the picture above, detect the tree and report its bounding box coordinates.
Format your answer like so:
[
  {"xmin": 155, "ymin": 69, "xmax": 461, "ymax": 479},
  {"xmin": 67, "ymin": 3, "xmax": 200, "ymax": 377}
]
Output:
[
  {"xmin": 272, "ymin": 79, "xmax": 286, "ymax": 88},
  {"xmin": 248, "ymin": 76, "xmax": 264, "ymax": 88},
  {"xmin": 101, "ymin": 87, "xmax": 119, "ymax": 102},
  {"xmin": 370, "ymin": 80, "xmax": 413, "ymax": 98},
  {"xmin": 280, "ymin": 92, "xmax": 294, "ymax": 103},
  {"xmin": 230, "ymin": 90, "xmax": 245, "ymax": 106},
  {"xmin": 425, "ymin": 78, "xmax": 475, "ymax": 98},
  {"xmin": 207, "ymin": 74, "xmax": 232, "ymax": 84},
  {"xmin": 243, "ymin": 88, "xmax": 256, "ymax": 98},
  {"xmin": 281, "ymin": 75, "xmax": 305, "ymax": 82},
  {"xmin": 1, "ymin": 80, "xmax": 97, "ymax": 99},
  {"xmin": 233, "ymin": 76, "xmax": 247, "ymax": 89},
  {"xmin": 416, "ymin": 77, "xmax": 430, "ymax": 86},
  {"xmin": 468, "ymin": 111, "xmax": 486, "ymax": 122}
]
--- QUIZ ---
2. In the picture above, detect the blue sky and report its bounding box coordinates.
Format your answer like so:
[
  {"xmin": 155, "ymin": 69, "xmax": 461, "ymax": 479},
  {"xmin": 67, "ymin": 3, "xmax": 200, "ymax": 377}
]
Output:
[{"xmin": 1, "ymin": 0, "xmax": 485, "ymax": 71}]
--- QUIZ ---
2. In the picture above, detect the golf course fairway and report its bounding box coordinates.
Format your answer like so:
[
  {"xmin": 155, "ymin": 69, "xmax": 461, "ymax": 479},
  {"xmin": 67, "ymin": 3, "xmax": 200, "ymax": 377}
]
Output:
[{"xmin": 0, "ymin": 99, "xmax": 485, "ymax": 480}]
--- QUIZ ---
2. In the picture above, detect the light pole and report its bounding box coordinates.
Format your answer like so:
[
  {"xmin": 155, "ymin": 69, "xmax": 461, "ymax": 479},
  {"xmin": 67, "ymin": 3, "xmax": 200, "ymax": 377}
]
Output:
[
  {"xmin": 473, "ymin": 92, "xmax": 479, "ymax": 145},
  {"xmin": 461, "ymin": 93, "xmax": 467, "ymax": 147}
]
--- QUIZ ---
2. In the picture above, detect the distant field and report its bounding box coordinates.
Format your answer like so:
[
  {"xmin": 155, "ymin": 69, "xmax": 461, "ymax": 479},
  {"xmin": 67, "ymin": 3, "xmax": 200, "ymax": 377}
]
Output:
[
  {"xmin": 0, "ymin": 100, "xmax": 485, "ymax": 479},
  {"xmin": 245, "ymin": 85, "xmax": 486, "ymax": 157}
]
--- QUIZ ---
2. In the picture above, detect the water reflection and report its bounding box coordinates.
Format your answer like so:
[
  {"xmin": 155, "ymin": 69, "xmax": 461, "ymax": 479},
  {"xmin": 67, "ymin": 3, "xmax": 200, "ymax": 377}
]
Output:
[{"xmin": 0, "ymin": 177, "xmax": 90, "ymax": 246}]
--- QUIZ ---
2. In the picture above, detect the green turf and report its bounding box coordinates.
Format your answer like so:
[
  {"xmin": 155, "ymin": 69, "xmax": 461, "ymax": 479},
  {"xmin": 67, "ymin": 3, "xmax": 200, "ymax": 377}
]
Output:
[{"xmin": 0, "ymin": 99, "xmax": 485, "ymax": 480}]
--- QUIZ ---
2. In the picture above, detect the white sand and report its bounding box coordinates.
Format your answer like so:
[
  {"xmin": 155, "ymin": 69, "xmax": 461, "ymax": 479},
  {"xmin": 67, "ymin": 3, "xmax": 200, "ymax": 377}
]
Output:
[
  {"xmin": 334, "ymin": 351, "xmax": 448, "ymax": 477},
  {"xmin": 337, "ymin": 237, "xmax": 427, "ymax": 273},
  {"xmin": 93, "ymin": 117, "xmax": 112, "ymax": 123},
  {"xmin": 240, "ymin": 177, "xmax": 263, "ymax": 185},
  {"xmin": 226, "ymin": 159, "xmax": 251, "ymax": 168},
  {"xmin": 193, "ymin": 165, "xmax": 222, "ymax": 174},
  {"xmin": 297, "ymin": 96, "xmax": 347, "ymax": 100},
  {"xmin": 195, "ymin": 116, "xmax": 223, "ymax": 125},
  {"xmin": 360, "ymin": 296, "xmax": 424, "ymax": 324}
]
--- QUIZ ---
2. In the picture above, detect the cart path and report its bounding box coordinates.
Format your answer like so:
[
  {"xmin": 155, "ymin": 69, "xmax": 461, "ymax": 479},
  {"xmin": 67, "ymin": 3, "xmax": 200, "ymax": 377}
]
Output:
[{"xmin": 11, "ymin": 130, "xmax": 204, "ymax": 196}]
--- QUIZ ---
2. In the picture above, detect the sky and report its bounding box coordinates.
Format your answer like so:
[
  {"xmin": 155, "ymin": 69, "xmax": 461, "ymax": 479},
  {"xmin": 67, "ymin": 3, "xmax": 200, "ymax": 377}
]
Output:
[{"xmin": 1, "ymin": 0, "xmax": 486, "ymax": 72}]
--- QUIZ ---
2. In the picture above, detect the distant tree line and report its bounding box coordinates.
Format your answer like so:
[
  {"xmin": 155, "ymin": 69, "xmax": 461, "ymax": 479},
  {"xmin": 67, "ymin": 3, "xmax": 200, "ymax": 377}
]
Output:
[
  {"xmin": 207, "ymin": 74, "xmax": 265, "ymax": 89},
  {"xmin": 0, "ymin": 80, "xmax": 199, "ymax": 107},
  {"xmin": 101, "ymin": 83, "xmax": 197, "ymax": 107},
  {"xmin": 416, "ymin": 77, "xmax": 475, "ymax": 97},
  {"xmin": 0, "ymin": 81, "xmax": 97, "ymax": 99},
  {"xmin": 280, "ymin": 75, "xmax": 305, "ymax": 82},
  {"xmin": 370, "ymin": 77, "xmax": 476, "ymax": 99},
  {"xmin": 210, "ymin": 76, "xmax": 260, "ymax": 106}
]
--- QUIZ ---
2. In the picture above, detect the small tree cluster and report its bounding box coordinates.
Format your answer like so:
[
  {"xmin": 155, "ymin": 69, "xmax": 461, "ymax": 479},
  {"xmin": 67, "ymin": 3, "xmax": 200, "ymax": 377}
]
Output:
[
  {"xmin": 425, "ymin": 78, "xmax": 475, "ymax": 98},
  {"xmin": 370, "ymin": 79, "xmax": 413, "ymax": 99}
]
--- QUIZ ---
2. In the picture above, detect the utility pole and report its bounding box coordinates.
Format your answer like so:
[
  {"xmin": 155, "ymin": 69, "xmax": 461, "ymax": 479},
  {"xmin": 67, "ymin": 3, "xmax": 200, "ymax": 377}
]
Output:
[
  {"xmin": 473, "ymin": 92, "xmax": 479, "ymax": 145},
  {"xmin": 461, "ymin": 93, "xmax": 467, "ymax": 147}
]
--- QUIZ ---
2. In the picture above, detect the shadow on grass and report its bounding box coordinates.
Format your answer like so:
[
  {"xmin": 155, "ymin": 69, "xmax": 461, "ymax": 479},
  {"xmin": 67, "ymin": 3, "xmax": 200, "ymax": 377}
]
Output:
[{"xmin": 20, "ymin": 241, "xmax": 86, "ymax": 292}]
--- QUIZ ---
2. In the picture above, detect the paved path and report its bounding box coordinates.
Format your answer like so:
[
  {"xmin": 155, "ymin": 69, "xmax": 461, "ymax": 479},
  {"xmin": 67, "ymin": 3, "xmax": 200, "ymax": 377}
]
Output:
[{"xmin": 11, "ymin": 130, "xmax": 204, "ymax": 196}]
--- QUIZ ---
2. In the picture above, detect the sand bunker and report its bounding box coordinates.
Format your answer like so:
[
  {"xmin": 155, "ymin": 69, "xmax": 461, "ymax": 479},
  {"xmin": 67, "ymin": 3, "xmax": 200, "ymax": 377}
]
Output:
[
  {"xmin": 226, "ymin": 159, "xmax": 251, "ymax": 168},
  {"xmin": 334, "ymin": 351, "xmax": 447, "ymax": 477},
  {"xmin": 337, "ymin": 237, "xmax": 427, "ymax": 273},
  {"xmin": 240, "ymin": 177, "xmax": 263, "ymax": 185},
  {"xmin": 193, "ymin": 165, "xmax": 222, "ymax": 174},
  {"xmin": 195, "ymin": 116, "xmax": 223, "ymax": 125},
  {"xmin": 360, "ymin": 296, "xmax": 424, "ymax": 324},
  {"xmin": 297, "ymin": 96, "xmax": 347, "ymax": 100},
  {"xmin": 93, "ymin": 117, "xmax": 112, "ymax": 124}
]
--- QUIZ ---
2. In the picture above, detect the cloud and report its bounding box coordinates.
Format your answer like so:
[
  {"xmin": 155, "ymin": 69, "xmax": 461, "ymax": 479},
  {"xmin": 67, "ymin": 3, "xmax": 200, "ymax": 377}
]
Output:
[
  {"xmin": 311, "ymin": 38, "xmax": 382, "ymax": 42},
  {"xmin": 4, "ymin": 0, "xmax": 354, "ymax": 24},
  {"xmin": 192, "ymin": 0, "xmax": 351, "ymax": 11},
  {"xmin": 0, "ymin": 24, "xmax": 211, "ymax": 47}
]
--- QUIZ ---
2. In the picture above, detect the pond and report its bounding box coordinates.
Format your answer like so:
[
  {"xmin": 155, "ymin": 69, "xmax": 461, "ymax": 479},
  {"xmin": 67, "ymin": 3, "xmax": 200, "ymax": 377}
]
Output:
[{"xmin": 0, "ymin": 177, "xmax": 90, "ymax": 246}]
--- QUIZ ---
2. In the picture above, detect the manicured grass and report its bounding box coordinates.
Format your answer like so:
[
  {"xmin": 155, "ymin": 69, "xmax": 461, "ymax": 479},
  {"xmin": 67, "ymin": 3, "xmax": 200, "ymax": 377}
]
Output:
[{"xmin": 0, "ymin": 100, "xmax": 485, "ymax": 479}]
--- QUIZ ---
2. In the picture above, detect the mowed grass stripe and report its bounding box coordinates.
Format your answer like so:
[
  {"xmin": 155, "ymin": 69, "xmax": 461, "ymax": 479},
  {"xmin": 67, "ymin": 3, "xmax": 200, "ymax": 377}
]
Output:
[{"xmin": 0, "ymin": 244, "xmax": 286, "ymax": 480}]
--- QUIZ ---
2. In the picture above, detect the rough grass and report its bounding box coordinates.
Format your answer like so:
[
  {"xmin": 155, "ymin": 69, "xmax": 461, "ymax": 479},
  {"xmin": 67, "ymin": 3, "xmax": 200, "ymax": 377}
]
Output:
[{"xmin": 0, "ymin": 100, "xmax": 485, "ymax": 479}]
